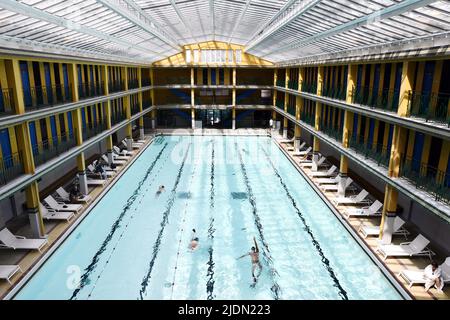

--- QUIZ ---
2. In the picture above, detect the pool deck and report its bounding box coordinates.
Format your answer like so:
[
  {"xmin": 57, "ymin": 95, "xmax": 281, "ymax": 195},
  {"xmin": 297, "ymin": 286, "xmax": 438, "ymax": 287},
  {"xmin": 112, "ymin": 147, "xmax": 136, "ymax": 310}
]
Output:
[
  {"xmin": 0, "ymin": 136, "xmax": 154, "ymax": 300},
  {"xmin": 271, "ymin": 131, "xmax": 449, "ymax": 300}
]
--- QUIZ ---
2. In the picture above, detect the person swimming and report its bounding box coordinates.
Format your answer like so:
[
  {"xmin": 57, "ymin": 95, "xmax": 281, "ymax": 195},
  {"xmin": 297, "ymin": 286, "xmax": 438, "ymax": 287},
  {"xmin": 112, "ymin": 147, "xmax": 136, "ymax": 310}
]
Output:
[
  {"xmin": 189, "ymin": 229, "xmax": 199, "ymax": 251},
  {"xmin": 155, "ymin": 185, "xmax": 165, "ymax": 196},
  {"xmin": 237, "ymin": 237, "xmax": 262, "ymax": 283}
]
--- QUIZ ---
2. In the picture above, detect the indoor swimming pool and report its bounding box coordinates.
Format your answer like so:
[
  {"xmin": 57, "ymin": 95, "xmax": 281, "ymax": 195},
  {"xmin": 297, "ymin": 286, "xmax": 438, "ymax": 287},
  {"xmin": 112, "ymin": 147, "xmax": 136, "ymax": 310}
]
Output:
[{"xmin": 15, "ymin": 135, "xmax": 402, "ymax": 300}]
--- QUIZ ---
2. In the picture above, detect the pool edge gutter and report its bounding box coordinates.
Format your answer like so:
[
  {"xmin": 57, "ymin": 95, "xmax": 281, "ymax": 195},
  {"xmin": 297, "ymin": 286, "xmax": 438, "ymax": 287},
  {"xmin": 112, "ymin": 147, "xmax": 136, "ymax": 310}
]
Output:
[
  {"xmin": 272, "ymin": 137, "xmax": 412, "ymax": 301},
  {"xmin": 3, "ymin": 135, "xmax": 157, "ymax": 300}
]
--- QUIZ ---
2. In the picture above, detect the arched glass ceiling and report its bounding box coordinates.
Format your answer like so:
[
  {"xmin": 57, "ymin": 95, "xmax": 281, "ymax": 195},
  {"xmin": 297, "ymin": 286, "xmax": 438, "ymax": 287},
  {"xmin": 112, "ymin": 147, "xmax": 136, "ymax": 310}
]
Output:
[{"xmin": 0, "ymin": 0, "xmax": 449, "ymax": 65}]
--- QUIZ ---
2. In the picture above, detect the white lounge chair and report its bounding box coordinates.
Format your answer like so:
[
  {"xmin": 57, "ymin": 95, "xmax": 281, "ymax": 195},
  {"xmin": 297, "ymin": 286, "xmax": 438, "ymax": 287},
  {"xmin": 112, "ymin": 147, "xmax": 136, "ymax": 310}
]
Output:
[
  {"xmin": 376, "ymin": 234, "xmax": 434, "ymax": 261},
  {"xmin": 333, "ymin": 189, "xmax": 370, "ymax": 206},
  {"xmin": 114, "ymin": 145, "xmax": 133, "ymax": 156},
  {"xmin": 343, "ymin": 200, "xmax": 383, "ymax": 219},
  {"xmin": 0, "ymin": 265, "xmax": 22, "ymax": 284},
  {"xmin": 321, "ymin": 177, "xmax": 353, "ymax": 192},
  {"xmin": 310, "ymin": 165, "xmax": 337, "ymax": 177},
  {"xmin": 292, "ymin": 146, "xmax": 312, "ymax": 157},
  {"xmin": 55, "ymin": 187, "xmax": 91, "ymax": 204},
  {"xmin": 301, "ymin": 156, "xmax": 326, "ymax": 169},
  {"xmin": 359, "ymin": 216, "xmax": 409, "ymax": 239},
  {"xmin": 87, "ymin": 178, "xmax": 107, "ymax": 187},
  {"xmin": 279, "ymin": 137, "xmax": 295, "ymax": 143},
  {"xmin": 43, "ymin": 195, "xmax": 83, "ymax": 213},
  {"xmin": 0, "ymin": 228, "xmax": 48, "ymax": 252},
  {"xmin": 40, "ymin": 204, "xmax": 75, "ymax": 222},
  {"xmin": 399, "ymin": 257, "xmax": 450, "ymax": 288},
  {"xmin": 87, "ymin": 164, "xmax": 114, "ymax": 177},
  {"xmin": 112, "ymin": 152, "xmax": 130, "ymax": 161},
  {"xmin": 102, "ymin": 154, "xmax": 126, "ymax": 166},
  {"xmin": 287, "ymin": 142, "xmax": 306, "ymax": 152},
  {"xmin": 316, "ymin": 175, "xmax": 341, "ymax": 185},
  {"xmin": 122, "ymin": 140, "xmax": 141, "ymax": 150}
]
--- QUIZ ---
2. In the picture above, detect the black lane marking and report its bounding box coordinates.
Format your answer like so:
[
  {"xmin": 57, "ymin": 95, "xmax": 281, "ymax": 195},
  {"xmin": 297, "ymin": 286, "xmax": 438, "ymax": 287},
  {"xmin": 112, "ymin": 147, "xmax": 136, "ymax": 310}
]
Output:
[
  {"xmin": 235, "ymin": 143, "xmax": 281, "ymax": 300},
  {"xmin": 259, "ymin": 144, "xmax": 348, "ymax": 300},
  {"xmin": 70, "ymin": 143, "xmax": 169, "ymax": 300},
  {"xmin": 86, "ymin": 149, "xmax": 171, "ymax": 299},
  {"xmin": 139, "ymin": 143, "xmax": 192, "ymax": 300},
  {"xmin": 206, "ymin": 141, "xmax": 215, "ymax": 300}
]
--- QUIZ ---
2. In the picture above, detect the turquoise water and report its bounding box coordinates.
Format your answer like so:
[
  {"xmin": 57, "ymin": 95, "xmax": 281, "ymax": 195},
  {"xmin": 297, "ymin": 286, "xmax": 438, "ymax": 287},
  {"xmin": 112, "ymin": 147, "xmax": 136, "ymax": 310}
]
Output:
[{"xmin": 15, "ymin": 135, "xmax": 402, "ymax": 300}]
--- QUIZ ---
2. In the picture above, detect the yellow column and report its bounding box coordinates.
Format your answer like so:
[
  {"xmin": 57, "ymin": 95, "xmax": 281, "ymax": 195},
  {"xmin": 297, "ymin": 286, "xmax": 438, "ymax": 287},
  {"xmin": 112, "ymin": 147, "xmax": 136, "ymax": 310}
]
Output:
[
  {"xmin": 372, "ymin": 120, "xmax": 380, "ymax": 150},
  {"xmin": 347, "ymin": 64, "xmax": 357, "ymax": 104},
  {"xmin": 314, "ymin": 66, "xmax": 324, "ymax": 152},
  {"xmin": 437, "ymin": 140, "xmax": 450, "ymax": 184},
  {"xmin": 4, "ymin": 59, "xmax": 25, "ymax": 114},
  {"xmin": 398, "ymin": 61, "xmax": 416, "ymax": 116},
  {"xmin": 232, "ymin": 68, "xmax": 236, "ymax": 130},
  {"xmin": 420, "ymin": 135, "xmax": 432, "ymax": 176},
  {"xmin": 430, "ymin": 60, "xmax": 444, "ymax": 113},
  {"xmin": 138, "ymin": 67, "xmax": 144, "ymax": 140},
  {"xmin": 388, "ymin": 125, "xmax": 408, "ymax": 178},
  {"xmin": 27, "ymin": 61, "xmax": 37, "ymax": 107},
  {"xmin": 379, "ymin": 184, "xmax": 399, "ymax": 240},
  {"xmin": 150, "ymin": 68, "xmax": 156, "ymax": 129}
]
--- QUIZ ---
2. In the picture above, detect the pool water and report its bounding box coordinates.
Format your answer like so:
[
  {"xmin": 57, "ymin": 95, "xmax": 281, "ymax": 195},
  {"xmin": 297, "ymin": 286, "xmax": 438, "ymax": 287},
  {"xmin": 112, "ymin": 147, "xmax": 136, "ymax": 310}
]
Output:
[{"xmin": 15, "ymin": 135, "xmax": 402, "ymax": 300}]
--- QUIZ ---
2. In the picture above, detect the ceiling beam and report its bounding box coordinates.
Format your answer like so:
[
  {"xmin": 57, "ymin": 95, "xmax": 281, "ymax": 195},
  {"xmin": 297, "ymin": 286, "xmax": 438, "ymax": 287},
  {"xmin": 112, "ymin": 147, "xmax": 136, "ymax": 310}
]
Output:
[
  {"xmin": 263, "ymin": 0, "xmax": 437, "ymax": 57},
  {"xmin": 209, "ymin": 0, "xmax": 215, "ymax": 40},
  {"xmin": 227, "ymin": 0, "xmax": 252, "ymax": 44},
  {"xmin": 168, "ymin": 0, "xmax": 197, "ymax": 43},
  {"xmin": 0, "ymin": 0, "xmax": 160, "ymax": 57},
  {"xmin": 97, "ymin": 0, "xmax": 182, "ymax": 51},
  {"xmin": 245, "ymin": 0, "xmax": 321, "ymax": 52}
]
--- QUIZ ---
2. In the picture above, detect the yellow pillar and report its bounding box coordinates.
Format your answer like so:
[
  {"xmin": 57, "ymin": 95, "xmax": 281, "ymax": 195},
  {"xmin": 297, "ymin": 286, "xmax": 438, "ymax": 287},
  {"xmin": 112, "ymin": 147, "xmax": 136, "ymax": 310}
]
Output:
[
  {"xmin": 379, "ymin": 184, "xmax": 399, "ymax": 239},
  {"xmin": 232, "ymin": 67, "xmax": 236, "ymax": 129},
  {"xmin": 430, "ymin": 60, "xmax": 444, "ymax": 113},
  {"xmin": 388, "ymin": 125, "xmax": 408, "ymax": 178},
  {"xmin": 372, "ymin": 120, "xmax": 380, "ymax": 150},
  {"xmin": 437, "ymin": 140, "xmax": 450, "ymax": 184},
  {"xmin": 27, "ymin": 61, "xmax": 36, "ymax": 107},
  {"xmin": 191, "ymin": 67, "xmax": 196, "ymax": 129},
  {"xmin": 420, "ymin": 135, "xmax": 432, "ymax": 176},
  {"xmin": 314, "ymin": 66, "xmax": 324, "ymax": 152},
  {"xmin": 398, "ymin": 61, "xmax": 416, "ymax": 117},
  {"xmin": 347, "ymin": 64, "xmax": 357, "ymax": 104},
  {"xmin": 4, "ymin": 59, "xmax": 25, "ymax": 114}
]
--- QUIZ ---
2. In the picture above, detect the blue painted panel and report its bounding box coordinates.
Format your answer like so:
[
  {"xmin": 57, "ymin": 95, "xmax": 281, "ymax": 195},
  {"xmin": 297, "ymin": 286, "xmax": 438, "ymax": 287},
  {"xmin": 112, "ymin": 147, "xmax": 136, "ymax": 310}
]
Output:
[
  {"xmin": 412, "ymin": 132, "xmax": 425, "ymax": 172},
  {"xmin": 28, "ymin": 122, "xmax": 38, "ymax": 155},
  {"xmin": 44, "ymin": 63, "xmax": 52, "ymax": 103},
  {"xmin": 0, "ymin": 128, "xmax": 12, "ymax": 159},
  {"xmin": 445, "ymin": 155, "xmax": 450, "ymax": 187},
  {"xmin": 367, "ymin": 118, "xmax": 375, "ymax": 149},
  {"xmin": 387, "ymin": 125, "xmax": 393, "ymax": 155},
  {"xmin": 62, "ymin": 64, "xmax": 69, "ymax": 98},
  {"xmin": 352, "ymin": 114, "xmax": 358, "ymax": 138},
  {"xmin": 372, "ymin": 64, "xmax": 380, "ymax": 101},
  {"xmin": 93, "ymin": 107, "xmax": 97, "ymax": 124},
  {"xmin": 67, "ymin": 112, "xmax": 73, "ymax": 136},
  {"xmin": 81, "ymin": 109, "xmax": 86, "ymax": 129},
  {"xmin": 202, "ymin": 69, "xmax": 208, "ymax": 85},
  {"xmin": 356, "ymin": 65, "xmax": 363, "ymax": 90},
  {"xmin": 50, "ymin": 116, "xmax": 57, "ymax": 142},
  {"xmin": 0, "ymin": 89, "xmax": 4, "ymax": 112},
  {"xmin": 20, "ymin": 61, "xmax": 32, "ymax": 107},
  {"xmin": 211, "ymin": 69, "xmax": 216, "ymax": 85}
]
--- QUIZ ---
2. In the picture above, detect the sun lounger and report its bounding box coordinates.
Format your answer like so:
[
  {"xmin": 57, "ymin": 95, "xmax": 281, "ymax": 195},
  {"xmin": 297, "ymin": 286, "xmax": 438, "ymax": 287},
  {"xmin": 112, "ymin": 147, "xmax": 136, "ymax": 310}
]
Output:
[
  {"xmin": 40, "ymin": 204, "xmax": 74, "ymax": 222},
  {"xmin": 87, "ymin": 178, "xmax": 107, "ymax": 187},
  {"xmin": 55, "ymin": 187, "xmax": 91, "ymax": 204},
  {"xmin": 279, "ymin": 137, "xmax": 295, "ymax": 143},
  {"xmin": 376, "ymin": 234, "xmax": 434, "ymax": 261},
  {"xmin": 333, "ymin": 189, "xmax": 370, "ymax": 206},
  {"xmin": 43, "ymin": 195, "xmax": 83, "ymax": 213},
  {"xmin": 292, "ymin": 146, "xmax": 312, "ymax": 157},
  {"xmin": 87, "ymin": 164, "xmax": 114, "ymax": 178},
  {"xmin": 359, "ymin": 216, "xmax": 409, "ymax": 239},
  {"xmin": 301, "ymin": 156, "xmax": 326, "ymax": 169},
  {"xmin": 122, "ymin": 140, "xmax": 141, "ymax": 150},
  {"xmin": 316, "ymin": 175, "xmax": 341, "ymax": 185},
  {"xmin": 399, "ymin": 257, "xmax": 450, "ymax": 288},
  {"xmin": 321, "ymin": 177, "xmax": 353, "ymax": 192},
  {"xmin": 0, "ymin": 228, "xmax": 48, "ymax": 252},
  {"xmin": 310, "ymin": 165, "xmax": 337, "ymax": 177},
  {"xmin": 0, "ymin": 265, "xmax": 22, "ymax": 284},
  {"xmin": 114, "ymin": 145, "xmax": 133, "ymax": 156},
  {"xmin": 102, "ymin": 154, "xmax": 126, "ymax": 165}
]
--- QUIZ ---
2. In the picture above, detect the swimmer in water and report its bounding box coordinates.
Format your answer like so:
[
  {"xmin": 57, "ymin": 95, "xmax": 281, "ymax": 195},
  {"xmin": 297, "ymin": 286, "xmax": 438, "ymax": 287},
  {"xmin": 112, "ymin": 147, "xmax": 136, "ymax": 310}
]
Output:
[
  {"xmin": 237, "ymin": 237, "xmax": 262, "ymax": 283},
  {"xmin": 155, "ymin": 185, "xmax": 165, "ymax": 196},
  {"xmin": 189, "ymin": 229, "xmax": 199, "ymax": 251}
]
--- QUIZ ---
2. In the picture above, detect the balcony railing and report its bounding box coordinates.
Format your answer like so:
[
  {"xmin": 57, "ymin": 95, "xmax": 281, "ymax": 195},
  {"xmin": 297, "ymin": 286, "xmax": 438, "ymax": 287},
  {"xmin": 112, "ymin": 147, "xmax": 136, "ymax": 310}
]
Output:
[
  {"xmin": 276, "ymin": 100, "xmax": 284, "ymax": 110},
  {"xmin": 300, "ymin": 112, "xmax": 315, "ymax": 126},
  {"xmin": 407, "ymin": 91, "xmax": 450, "ymax": 126},
  {"xmin": 111, "ymin": 111, "xmax": 127, "ymax": 126},
  {"xmin": 237, "ymin": 78, "xmax": 272, "ymax": 86},
  {"xmin": 33, "ymin": 134, "xmax": 77, "ymax": 167},
  {"xmin": 322, "ymin": 85, "xmax": 346, "ymax": 101},
  {"xmin": 108, "ymin": 81, "xmax": 125, "ymax": 93},
  {"xmin": 25, "ymin": 85, "xmax": 73, "ymax": 110},
  {"xmin": 300, "ymin": 81, "xmax": 318, "ymax": 94},
  {"xmin": 351, "ymin": 86, "xmax": 399, "ymax": 112},
  {"xmin": 322, "ymin": 126, "xmax": 342, "ymax": 142},
  {"xmin": 78, "ymin": 82, "xmax": 104, "ymax": 99},
  {"xmin": 288, "ymin": 80, "xmax": 299, "ymax": 91},
  {"xmin": 142, "ymin": 78, "xmax": 151, "ymax": 87},
  {"xmin": 287, "ymin": 104, "xmax": 296, "ymax": 117},
  {"xmin": 157, "ymin": 77, "xmax": 191, "ymax": 85},
  {"xmin": 349, "ymin": 135, "xmax": 390, "ymax": 167},
  {"xmin": 128, "ymin": 79, "xmax": 139, "ymax": 89},
  {"xmin": 399, "ymin": 155, "xmax": 450, "ymax": 204},
  {"xmin": 131, "ymin": 103, "xmax": 140, "ymax": 115},
  {"xmin": 0, "ymin": 88, "xmax": 15, "ymax": 115},
  {"xmin": 276, "ymin": 79, "xmax": 286, "ymax": 87},
  {"xmin": 82, "ymin": 122, "xmax": 107, "ymax": 141},
  {"xmin": 0, "ymin": 152, "xmax": 23, "ymax": 186}
]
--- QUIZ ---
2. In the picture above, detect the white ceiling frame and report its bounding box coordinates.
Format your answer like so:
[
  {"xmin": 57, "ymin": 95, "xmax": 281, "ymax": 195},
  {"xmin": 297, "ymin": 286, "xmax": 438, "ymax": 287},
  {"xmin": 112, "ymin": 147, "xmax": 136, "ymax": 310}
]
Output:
[
  {"xmin": 209, "ymin": 0, "xmax": 215, "ymax": 40},
  {"xmin": 264, "ymin": 0, "xmax": 438, "ymax": 57},
  {"xmin": 245, "ymin": 0, "xmax": 322, "ymax": 52},
  {"xmin": 0, "ymin": 0, "xmax": 160, "ymax": 58},
  {"xmin": 227, "ymin": 0, "xmax": 252, "ymax": 44},
  {"xmin": 168, "ymin": 0, "xmax": 197, "ymax": 43},
  {"xmin": 97, "ymin": 0, "xmax": 182, "ymax": 51}
]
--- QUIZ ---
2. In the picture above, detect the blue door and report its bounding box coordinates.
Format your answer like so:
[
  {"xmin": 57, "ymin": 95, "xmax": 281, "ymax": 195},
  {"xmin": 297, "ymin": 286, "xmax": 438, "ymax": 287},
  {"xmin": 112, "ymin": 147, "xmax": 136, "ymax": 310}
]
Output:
[
  {"xmin": 412, "ymin": 132, "xmax": 425, "ymax": 172},
  {"xmin": 352, "ymin": 115, "xmax": 359, "ymax": 140},
  {"xmin": 81, "ymin": 108, "xmax": 87, "ymax": 129},
  {"xmin": 367, "ymin": 119, "xmax": 375, "ymax": 149},
  {"xmin": 44, "ymin": 63, "xmax": 52, "ymax": 104},
  {"xmin": 420, "ymin": 61, "xmax": 435, "ymax": 115},
  {"xmin": 0, "ymin": 128, "xmax": 12, "ymax": 167},
  {"xmin": 211, "ymin": 69, "xmax": 216, "ymax": 85},
  {"xmin": 28, "ymin": 122, "xmax": 39, "ymax": 155},
  {"xmin": 50, "ymin": 116, "xmax": 58, "ymax": 143},
  {"xmin": 392, "ymin": 63, "xmax": 403, "ymax": 110},
  {"xmin": 67, "ymin": 112, "xmax": 73, "ymax": 137},
  {"xmin": 372, "ymin": 64, "xmax": 380, "ymax": 102},
  {"xmin": 387, "ymin": 125, "xmax": 394, "ymax": 155},
  {"xmin": 0, "ymin": 88, "xmax": 4, "ymax": 112},
  {"xmin": 20, "ymin": 61, "xmax": 32, "ymax": 108},
  {"xmin": 62, "ymin": 64, "xmax": 70, "ymax": 99}
]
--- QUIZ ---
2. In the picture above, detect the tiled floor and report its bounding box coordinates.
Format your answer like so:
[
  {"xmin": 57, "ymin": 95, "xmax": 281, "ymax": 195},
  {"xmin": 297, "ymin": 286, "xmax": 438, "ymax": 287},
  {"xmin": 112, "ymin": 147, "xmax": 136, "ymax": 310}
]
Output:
[
  {"xmin": 0, "ymin": 137, "xmax": 153, "ymax": 299},
  {"xmin": 273, "ymin": 132, "xmax": 449, "ymax": 300}
]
